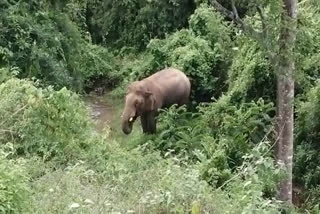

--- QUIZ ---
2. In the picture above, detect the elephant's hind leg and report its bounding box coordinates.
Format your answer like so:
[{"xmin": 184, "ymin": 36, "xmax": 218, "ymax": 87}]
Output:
[{"xmin": 179, "ymin": 95, "xmax": 189, "ymax": 106}]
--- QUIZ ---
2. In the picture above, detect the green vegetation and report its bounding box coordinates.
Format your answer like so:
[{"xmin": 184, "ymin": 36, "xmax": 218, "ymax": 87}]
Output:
[
  {"xmin": 0, "ymin": 151, "xmax": 30, "ymax": 213},
  {"xmin": 87, "ymin": 0, "xmax": 195, "ymax": 50},
  {"xmin": 0, "ymin": 78, "xmax": 97, "ymax": 164},
  {"xmin": 1, "ymin": 0, "xmax": 320, "ymax": 213},
  {"xmin": 0, "ymin": 0, "xmax": 120, "ymax": 92}
]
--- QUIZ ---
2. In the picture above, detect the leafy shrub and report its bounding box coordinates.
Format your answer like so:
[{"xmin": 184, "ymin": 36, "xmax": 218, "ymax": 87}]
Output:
[
  {"xmin": 87, "ymin": 0, "xmax": 195, "ymax": 50},
  {"xmin": 220, "ymin": 0, "xmax": 319, "ymax": 103},
  {"xmin": 52, "ymin": 12, "xmax": 121, "ymax": 91},
  {"xmin": 0, "ymin": 147, "xmax": 31, "ymax": 213},
  {"xmin": 74, "ymin": 43, "xmax": 121, "ymax": 91},
  {"xmin": 295, "ymin": 3, "xmax": 320, "ymax": 94},
  {"xmin": 0, "ymin": 1, "xmax": 119, "ymax": 92},
  {"xmin": 136, "ymin": 95, "xmax": 274, "ymax": 187},
  {"xmin": 60, "ymin": 0, "xmax": 89, "ymax": 39},
  {"xmin": 194, "ymin": 96, "xmax": 274, "ymax": 186},
  {"xmin": 29, "ymin": 141, "xmax": 290, "ymax": 213},
  {"xmin": 299, "ymin": 186, "xmax": 320, "ymax": 213},
  {"xmin": 227, "ymin": 36, "xmax": 275, "ymax": 103},
  {"xmin": 0, "ymin": 78, "xmax": 96, "ymax": 164},
  {"xmin": 119, "ymin": 51, "xmax": 158, "ymax": 84},
  {"xmin": 189, "ymin": 3, "xmax": 233, "ymax": 53},
  {"xmin": 0, "ymin": 66, "xmax": 20, "ymax": 84},
  {"xmin": 140, "ymin": 104, "xmax": 206, "ymax": 159},
  {"xmin": 200, "ymin": 96, "xmax": 274, "ymax": 164},
  {"xmin": 220, "ymin": 141, "xmax": 291, "ymax": 213},
  {"xmin": 194, "ymin": 136, "xmax": 233, "ymax": 188},
  {"xmin": 295, "ymin": 82, "xmax": 320, "ymax": 188}
]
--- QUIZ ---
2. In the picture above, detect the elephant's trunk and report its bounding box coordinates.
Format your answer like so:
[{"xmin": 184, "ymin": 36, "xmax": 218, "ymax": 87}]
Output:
[
  {"xmin": 121, "ymin": 107, "xmax": 135, "ymax": 135},
  {"xmin": 122, "ymin": 119, "xmax": 132, "ymax": 135}
]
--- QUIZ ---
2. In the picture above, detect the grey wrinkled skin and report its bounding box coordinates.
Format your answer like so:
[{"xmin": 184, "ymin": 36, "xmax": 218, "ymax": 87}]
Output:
[{"xmin": 121, "ymin": 67, "xmax": 191, "ymax": 135}]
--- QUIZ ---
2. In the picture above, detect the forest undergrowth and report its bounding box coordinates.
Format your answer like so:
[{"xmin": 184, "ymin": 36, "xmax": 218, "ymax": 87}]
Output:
[{"xmin": 1, "ymin": 0, "xmax": 320, "ymax": 213}]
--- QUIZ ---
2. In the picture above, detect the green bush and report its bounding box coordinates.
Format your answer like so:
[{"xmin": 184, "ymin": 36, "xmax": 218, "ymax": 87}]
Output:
[
  {"xmin": 299, "ymin": 186, "xmax": 320, "ymax": 213},
  {"xmin": 295, "ymin": 3, "xmax": 320, "ymax": 94},
  {"xmin": 227, "ymin": 36, "xmax": 275, "ymax": 103},
  {"xmin": 134, "ymin": 95, "xmax": 274, "ymax": 187},
  {"xmin": 29, "ymin": 141, "xmax": 290, "ymax": 213},
  {"xmin": 87, "ymin": 0, "xmax": 195, "ymax": 50},
  {"xmin": 0, "ymin": 1, "xmax": 119, "ymax": 92},
  {"xmin": 0, "ymin": 78, "xmax": 96, "ymax": 164},
  {"xmin": 197, "ymin": 96, "xmax": 274, "ymax": 186},
  {"xmin": 189, "ymin": 3, "xmax": 233, "ymax": 52},
  {"xmin": 0, "ymin": 66, "xmax": 20, "ymax": 84},
  {"xmin": 138, "ymin": 104, "xmax": 206, "ymax": 160},
  {"xmin": 294, "ymin": 79, "xmax": 320, "ymax": 211},
  {"xmin": 295, "ymin": 82, "xmax": 320, "ymax": 188},
  {"xmin": 219, "ymin": 141, "xmax": 290, "ymax": 213},
  {"xmin": 79, "ymin": 44, "xmax": 122, "ymax": 91},
  {"xmin": 220, "ymin": 0, "xmax": 320, "ymax": 103},
  {"xmin": 201, "ymin": 97, "xmax": 273, "ymax": 158},
  {"xmin": 0, "ymin": 147, "xmax": 31, "ymax": 213}
]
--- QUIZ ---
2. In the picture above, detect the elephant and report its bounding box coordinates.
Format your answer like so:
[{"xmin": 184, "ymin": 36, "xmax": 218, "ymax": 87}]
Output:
[{"xmin": 121, "ymin": 67, "xmax": 191, "ymax": 135}]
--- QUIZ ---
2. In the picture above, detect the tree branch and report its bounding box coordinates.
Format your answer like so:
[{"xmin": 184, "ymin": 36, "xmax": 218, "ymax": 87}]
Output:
[
  {"xmin": 256, "ymin": 6, "xmax": 279, "ymax": 69},
  {"xmin": 210, "ymin": 0, "xmax": 263, "ymax": 41},
  {"xmin": 257, "ymin": 6, "xmax": 267, "ymax": 38},
  {"xmin": 210, "ymin": 0, "xmax": 235, "ymax": 21},
  {"xmin": 210, "ymin": 0, "xmax": 279, "ymax": 69},
  {"xmin": 231, "ymin": 0, "xmax": 240, "ymax": 21}
]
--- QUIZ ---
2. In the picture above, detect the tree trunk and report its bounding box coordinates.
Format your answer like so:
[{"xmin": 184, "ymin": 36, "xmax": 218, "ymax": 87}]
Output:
[
  {"xmin": 210, "ymin": 0, "xmax": 298, "ymax": 203},
  {"xmin": 275, "ymin": 0, "xmax": 297, "ymax": 203}
]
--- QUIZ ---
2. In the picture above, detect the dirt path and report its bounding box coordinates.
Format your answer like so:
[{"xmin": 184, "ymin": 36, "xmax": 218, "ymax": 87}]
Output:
[{"xmin": 83, "ymin": 94, "xmax": 114, "ymax": 132}]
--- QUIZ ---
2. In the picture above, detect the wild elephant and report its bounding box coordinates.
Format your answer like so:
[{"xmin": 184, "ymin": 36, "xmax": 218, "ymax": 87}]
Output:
[{"xmin": 121, "ymin": 67, "xmax": 191, "ymax": 135}]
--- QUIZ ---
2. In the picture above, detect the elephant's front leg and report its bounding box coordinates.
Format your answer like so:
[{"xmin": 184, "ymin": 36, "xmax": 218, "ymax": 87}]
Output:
[
  {"xmin": 140, "ymin": 113, "xmax": 149, "ymax": 133},
  {"xmin": 140, "ymin": 112, "xmax": 156, "ymax": 134},
  {"xmin": 147, "ymin": 111, "xmax": 156, "ymax": 134}
]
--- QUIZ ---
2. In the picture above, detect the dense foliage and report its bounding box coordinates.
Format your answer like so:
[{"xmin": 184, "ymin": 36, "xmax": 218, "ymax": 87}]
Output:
[
  {"xmin": 0, "ymin": 0, "xmax": 320, "ymax": 213},
  {"xmin": 141, "ymin": 98, "xmax": 275, "ymax": 188},
  {"xmin": 0, "ymin": 0, "xmax": 120, "ymax": 92},
  {"xmin": 0, "ymin": 78, "xmax": 287, "ymax": 213},
  {"xmin": 294, "ymin": 82, "xmax": 320, "ymax": 210},
  {"xmin": 0, "ymin": 150, "xmax": 30, "ymax": 213},
  {"xmin": 0, "ymin": 78, "xmax": 96, "ymax": 164},
  {"xmin": 87, "ymin": 0, "xmax": 196, "ymax": 50}
]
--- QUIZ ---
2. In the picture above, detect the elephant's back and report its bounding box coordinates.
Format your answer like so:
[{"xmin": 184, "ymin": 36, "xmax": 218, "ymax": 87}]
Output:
[
  {"xmin": 148, "ymin": 67, "xmax": 190, "ymax": 86},
  {"xmin": 147, "ymin": 67, "xmax": 190, "ymax": 106},
  {"xmin": 152, "ymin": 67, "xmax": 186, "ymax": 76}
]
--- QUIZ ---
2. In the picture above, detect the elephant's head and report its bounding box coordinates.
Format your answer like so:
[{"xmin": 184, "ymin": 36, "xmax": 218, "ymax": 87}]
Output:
[{"xmin": 121, "ymin": 81, "xmax": 156, "ymax": 135}]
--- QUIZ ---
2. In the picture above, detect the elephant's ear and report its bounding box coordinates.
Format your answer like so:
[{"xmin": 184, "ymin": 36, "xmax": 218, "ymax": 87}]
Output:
[
  {"xmin": 144, "ymin": 90, "xmax": 152, "ymax": 97},
  {"xmin": 144, "ymin": 90, "xmax": 156, "ymax": 111}
]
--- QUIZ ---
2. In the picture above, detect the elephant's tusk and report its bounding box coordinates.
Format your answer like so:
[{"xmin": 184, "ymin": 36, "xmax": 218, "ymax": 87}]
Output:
[{"xmin": 129, "ymin": 117, "xmax": 133, "ymax": 122}]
